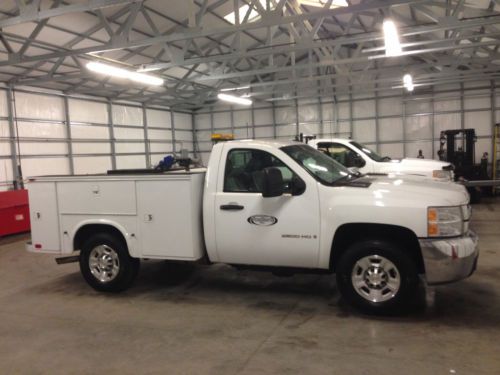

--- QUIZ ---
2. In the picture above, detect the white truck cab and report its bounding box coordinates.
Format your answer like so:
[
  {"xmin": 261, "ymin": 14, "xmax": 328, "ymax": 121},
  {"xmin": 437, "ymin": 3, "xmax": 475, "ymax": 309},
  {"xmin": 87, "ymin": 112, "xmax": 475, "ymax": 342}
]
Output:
[
  {"xmin": 26, "ymin": 139, "xmax": 477, "ymax": 314},
  {"xmin": 309, "ymin": 138, "xmax": 454, "ymax": 181}
]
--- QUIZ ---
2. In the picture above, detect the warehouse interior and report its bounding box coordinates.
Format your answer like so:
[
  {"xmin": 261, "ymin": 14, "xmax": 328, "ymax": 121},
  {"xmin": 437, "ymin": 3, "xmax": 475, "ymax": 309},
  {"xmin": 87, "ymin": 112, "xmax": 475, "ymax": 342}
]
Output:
[{"xmin": 1, "ymin": 0, "xmax": 500, "ymax": 374}]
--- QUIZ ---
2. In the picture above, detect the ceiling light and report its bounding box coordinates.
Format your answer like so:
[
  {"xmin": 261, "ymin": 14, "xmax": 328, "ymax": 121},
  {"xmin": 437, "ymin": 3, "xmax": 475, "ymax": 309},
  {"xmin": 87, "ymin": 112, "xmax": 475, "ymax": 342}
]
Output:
[
  {"xmin": 403, "ymin": 74, "xmax": 414, "ymax": 92},
  {"xmin": 220, "ymin": 85, "xmax": 251, "ymax": 92},
  {"xmin": 86, "ymin": 61, "xmax": 164, "ymax": 86},
  {"xmin": 218, "ymin": 93, "xmax": 252, "ymax": 105},
  {"xmin": 298, "ymin": 0, "xmax": 348, "ymax": 7},
  {"xmin": 383, "ymin": 19, "xmax": 402, "ymax": 57}
]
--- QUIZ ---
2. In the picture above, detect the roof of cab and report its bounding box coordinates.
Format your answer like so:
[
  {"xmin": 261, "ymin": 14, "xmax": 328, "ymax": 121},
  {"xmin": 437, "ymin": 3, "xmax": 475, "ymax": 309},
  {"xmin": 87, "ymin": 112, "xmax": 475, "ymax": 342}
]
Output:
[
  {"xmin": 220, "ymin": 138, "xmax": 303, "ymax": 148},
  {"xmin": 310, "ymin": 138, "xmax": 351, "ymax": 144}
]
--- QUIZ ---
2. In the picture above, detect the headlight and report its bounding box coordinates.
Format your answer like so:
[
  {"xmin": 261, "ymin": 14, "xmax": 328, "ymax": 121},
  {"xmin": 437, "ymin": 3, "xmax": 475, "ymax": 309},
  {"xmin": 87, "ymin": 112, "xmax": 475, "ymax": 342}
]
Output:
[
  {"xmin": 432, "ymin": 169, "xmax": 452, "ymax": 180},
  {"xmin": 428, "ymin": 206, "xmax": 463, "ymax": 237}
]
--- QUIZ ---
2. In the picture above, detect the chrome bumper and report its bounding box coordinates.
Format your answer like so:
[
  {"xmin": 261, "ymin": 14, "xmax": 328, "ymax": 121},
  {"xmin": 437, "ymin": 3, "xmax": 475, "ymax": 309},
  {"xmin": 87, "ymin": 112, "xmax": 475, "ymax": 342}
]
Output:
[{"xmin": 419, "ymin": 231, "xmax": 478, "ymax": 285}]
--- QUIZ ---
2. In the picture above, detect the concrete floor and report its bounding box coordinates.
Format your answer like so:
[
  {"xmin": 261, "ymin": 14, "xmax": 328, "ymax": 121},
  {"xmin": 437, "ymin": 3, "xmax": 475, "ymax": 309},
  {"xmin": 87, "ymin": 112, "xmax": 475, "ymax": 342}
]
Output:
[{"xmin": 1, "ymin": 200, "xmax": 500, "ymax": 375}]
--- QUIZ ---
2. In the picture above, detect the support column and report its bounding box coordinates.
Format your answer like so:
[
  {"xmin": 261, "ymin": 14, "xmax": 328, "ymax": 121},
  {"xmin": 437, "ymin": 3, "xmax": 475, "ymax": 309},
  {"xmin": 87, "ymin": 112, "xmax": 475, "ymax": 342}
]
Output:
[
  {"xmin": 332, "ymin": 93, "xmax": 338, "ymax": 136},
  {"xmin": 142, "ymin": 104, "xmax": 151, "ymax": 167},
  {"xmin": 402, "ymin": 90, "xmax": 407, "ymax": 157},
  {"xmin": 6, "ymin": 87, "xmax": 20, "ymax": 189},
  {"xmin": 348, "ymin": 92, "xmax": 353, "ymax": 138},
  {"xmin": 63, "ymin": 96, "xmax": 74, "ymax": 174},
  {"xmin": 210, "ymin": 106, "xmax": 214, "ymax": 136},
  {"xmin": 230, "ymin": 105, "xmax": 234, "ymax": 136},
  {"xmin": 374, "ymin": 85, "xmax": 380, "ymax": 152},
  {"xmin": 272, "ymin": 99, "xmax": 277, "ymax": 139},
  {"xmin": 491, "ymin": 80, "xmax": 496, "ymax": 172},
  {"xmin": 431, "ymin": 86, "xmax": 435, "ymax": 159},
  {"xmin": 250, "ymin": 103, "xmax": 255, "ymax": 139},
  {"xmin": 170, "ymin": 109, "xmax": 177, "ymax": 154},
  {"xmin": 318, "ymin": 93, "xmax": 324, "ymax": 137},
  {"xmin": 191, "ymin": 112, "xmax": 198, "ymax": 158},
  {"xmin": 294, "ymin": 97, "xmax": 299, "ymax": 136},
  {"xmin": 107, "ymin": 100, "xmax": 117, "ymax": 170},
  {"xmin": 460, "ymin": 82, "xmax": 465, "ymax": 130}
]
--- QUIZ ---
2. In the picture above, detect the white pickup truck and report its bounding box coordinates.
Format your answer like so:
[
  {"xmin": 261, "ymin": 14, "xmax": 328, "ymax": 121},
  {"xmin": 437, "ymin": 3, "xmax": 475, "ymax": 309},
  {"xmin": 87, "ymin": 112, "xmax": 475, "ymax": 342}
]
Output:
[
  {"xmin": 26, "ymin": 139, "xmax": 478, "ymax": 314},
  {"xmin": 309, "ymin": 138, "xmax": 454, "ymax": 180}
]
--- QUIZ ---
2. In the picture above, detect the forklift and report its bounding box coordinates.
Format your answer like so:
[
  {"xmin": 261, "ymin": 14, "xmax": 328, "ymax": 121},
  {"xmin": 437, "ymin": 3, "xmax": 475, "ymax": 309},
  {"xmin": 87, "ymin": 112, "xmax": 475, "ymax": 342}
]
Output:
[{"xmin": 438, "ymin": 128, "xmax": 490, "ymax": 202}]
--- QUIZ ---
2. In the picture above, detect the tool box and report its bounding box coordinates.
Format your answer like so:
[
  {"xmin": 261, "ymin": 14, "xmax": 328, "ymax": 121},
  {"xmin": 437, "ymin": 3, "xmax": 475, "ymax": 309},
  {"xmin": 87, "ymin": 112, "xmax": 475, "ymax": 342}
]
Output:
[{"xmin": 0, "ymin": 189, "xmax": 30, "ymax": 236}]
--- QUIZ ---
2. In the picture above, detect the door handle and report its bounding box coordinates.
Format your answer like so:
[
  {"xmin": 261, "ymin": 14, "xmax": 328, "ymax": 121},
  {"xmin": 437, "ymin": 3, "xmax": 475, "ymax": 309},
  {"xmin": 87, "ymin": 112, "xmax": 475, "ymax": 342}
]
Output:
[{"xmin": 220, "ymin": 204, "xmax": 244, "ymax": 211}]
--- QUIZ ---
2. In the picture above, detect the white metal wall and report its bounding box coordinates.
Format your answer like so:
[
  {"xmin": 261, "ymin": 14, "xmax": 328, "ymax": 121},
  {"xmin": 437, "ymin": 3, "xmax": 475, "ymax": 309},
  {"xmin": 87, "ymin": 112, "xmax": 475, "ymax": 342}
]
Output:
[
  {"xmin": 0, "ymin": 88, "xmax": 194, "ymax": 191},
  {"xmin": 194, "ymin": 81, "xmax": 500, "ymax": 166}
]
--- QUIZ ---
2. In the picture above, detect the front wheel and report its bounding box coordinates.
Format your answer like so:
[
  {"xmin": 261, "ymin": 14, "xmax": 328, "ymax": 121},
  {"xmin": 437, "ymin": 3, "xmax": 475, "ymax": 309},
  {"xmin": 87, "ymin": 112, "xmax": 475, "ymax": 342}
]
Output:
[
  {"xmin": 336, "ymin": 240, "xmax": 418, "ymax": 314},
  {"xmin": 79, "ymin": 233, "xmax": 140, "ymax": 292}
]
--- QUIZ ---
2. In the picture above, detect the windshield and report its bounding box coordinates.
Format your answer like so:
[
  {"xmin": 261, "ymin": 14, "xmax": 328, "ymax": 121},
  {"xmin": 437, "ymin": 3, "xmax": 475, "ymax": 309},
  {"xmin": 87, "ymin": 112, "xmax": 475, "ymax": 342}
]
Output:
[
  {"xmin": 350, "ymin": 141, "xmax": 388, "ymax": 162},
  {"xmin": 281, "ymin": 144, "xmax": 351, "ymax": 185}
]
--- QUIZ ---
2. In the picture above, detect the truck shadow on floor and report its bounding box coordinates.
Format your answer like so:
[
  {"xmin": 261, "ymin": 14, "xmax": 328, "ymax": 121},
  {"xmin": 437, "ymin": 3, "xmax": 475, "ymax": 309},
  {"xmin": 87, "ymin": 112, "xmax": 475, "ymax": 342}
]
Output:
[{"xmin": 25, "ymin": 260, "xmax": 500, "ymax": 327}]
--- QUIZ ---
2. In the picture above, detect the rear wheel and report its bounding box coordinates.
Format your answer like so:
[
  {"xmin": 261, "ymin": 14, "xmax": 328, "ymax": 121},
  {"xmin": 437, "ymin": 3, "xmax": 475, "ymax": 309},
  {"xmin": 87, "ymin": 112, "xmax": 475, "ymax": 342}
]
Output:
[
  {"xmin": 336, "ymin": 240, "xmax": 418, "ymax": 314},
  {"xmin": 79, "ymin": 233, "xmax": 139, "ymax": 292}
]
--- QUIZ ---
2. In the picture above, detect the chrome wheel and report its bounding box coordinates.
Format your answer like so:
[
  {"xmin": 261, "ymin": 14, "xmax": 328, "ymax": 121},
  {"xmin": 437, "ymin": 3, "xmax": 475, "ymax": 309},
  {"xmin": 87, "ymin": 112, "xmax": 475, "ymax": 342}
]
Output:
[
  {"xmin": 351, "ymin": 255, "xmax": 400, "ymax": 303},
  {"xmin": 89, "ymin": 245, "xmax": 120, "ymax": 283}
]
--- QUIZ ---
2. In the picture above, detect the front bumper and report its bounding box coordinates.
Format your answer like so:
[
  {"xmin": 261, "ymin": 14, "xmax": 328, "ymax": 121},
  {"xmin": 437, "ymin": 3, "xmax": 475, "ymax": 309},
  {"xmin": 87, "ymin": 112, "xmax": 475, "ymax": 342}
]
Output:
[{"xmin": 419, "ymin": 231, "xmax": 478, "ymax": 285}]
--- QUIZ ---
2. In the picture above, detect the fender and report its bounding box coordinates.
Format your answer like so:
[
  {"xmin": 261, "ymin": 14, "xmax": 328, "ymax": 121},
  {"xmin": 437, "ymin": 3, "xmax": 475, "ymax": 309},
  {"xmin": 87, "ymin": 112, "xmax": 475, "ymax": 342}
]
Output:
[{"xmin": 64, "ymin": 218, "xmax": 140, "ymax": 257}]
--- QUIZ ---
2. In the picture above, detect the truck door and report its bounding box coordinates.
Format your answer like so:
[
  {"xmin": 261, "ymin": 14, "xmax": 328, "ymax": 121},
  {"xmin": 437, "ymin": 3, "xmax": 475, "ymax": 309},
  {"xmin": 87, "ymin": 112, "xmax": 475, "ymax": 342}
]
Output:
[
  {"xmin": 316, "ymin": 142, "xmax": 369, "ymax": 173},
  {"xmin": 214, "ymin": 147, "xmax": 320, "ymax": 268}
]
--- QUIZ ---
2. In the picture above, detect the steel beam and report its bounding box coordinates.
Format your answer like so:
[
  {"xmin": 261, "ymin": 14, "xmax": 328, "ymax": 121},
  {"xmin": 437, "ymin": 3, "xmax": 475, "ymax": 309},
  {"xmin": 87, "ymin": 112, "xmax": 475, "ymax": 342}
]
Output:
[
  {"xmin": 0, "ymin": 0, "xmax": 423, "ymax": 68},
  {"xmin": 0, "ymin": 0, "xmax": 143, "ymax": 28}
]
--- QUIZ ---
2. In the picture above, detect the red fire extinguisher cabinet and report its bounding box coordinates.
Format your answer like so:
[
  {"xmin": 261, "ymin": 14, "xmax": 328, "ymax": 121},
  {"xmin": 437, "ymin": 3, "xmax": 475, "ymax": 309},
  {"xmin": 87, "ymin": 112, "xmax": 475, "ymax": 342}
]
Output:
[{"xmin": 0, "ymin": 189, "xmax": 31, "ymax": 236}]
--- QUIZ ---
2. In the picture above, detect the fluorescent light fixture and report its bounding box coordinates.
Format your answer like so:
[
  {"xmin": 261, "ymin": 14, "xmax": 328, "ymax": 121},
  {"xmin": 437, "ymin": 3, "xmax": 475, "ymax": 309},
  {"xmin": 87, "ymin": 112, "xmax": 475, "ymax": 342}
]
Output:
[
  {"xmin": 298, "ymin": 0, "xmax": 348, "ymax": 7},
  {"xmin": 403, "ymin": 73, "xmax": 414, "ymax": 92},
  {"xmin": 383, "ymin": 19, "xmax": 402, "ymax": 57},
  {"xmin": 86, "ymin": 61, "xmax": 164, "ymax": 86},
  {"xmin": 220, "ymin": 85, "xmax": 250, "ymax": 92},
  {"xmin": 224, "ymin": 0, "xmax": 276, "ymax": 24},
  {"xmin": 218, "ymin": 93, "xmax": 252, "ymax": 105}
]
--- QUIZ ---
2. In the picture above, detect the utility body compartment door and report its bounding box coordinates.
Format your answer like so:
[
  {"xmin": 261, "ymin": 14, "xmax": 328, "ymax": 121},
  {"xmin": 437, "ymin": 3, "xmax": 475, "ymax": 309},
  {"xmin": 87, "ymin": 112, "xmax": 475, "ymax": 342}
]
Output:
[
  {"xmin": 27, "ymin": 182, "xmax": 61, "ymax": 253},
  {"xmin": 136, "ymin": 175, "xmax": 204, "ymax": 260},
  {"xmin": 213, "ymin": 146, "xmax": 320, "ymax": 268}
]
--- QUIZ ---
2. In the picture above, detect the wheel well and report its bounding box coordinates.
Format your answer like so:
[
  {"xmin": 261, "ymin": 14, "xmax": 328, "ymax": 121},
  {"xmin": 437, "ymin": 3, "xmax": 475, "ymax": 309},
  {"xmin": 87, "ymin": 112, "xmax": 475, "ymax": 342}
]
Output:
[
  {"xmin": 330, "ymin": 223, "xmax": 424, "ymax": 273},
  {"xmin": 73, "ymin": 224, "xmax": 127, "ymax": 252}
]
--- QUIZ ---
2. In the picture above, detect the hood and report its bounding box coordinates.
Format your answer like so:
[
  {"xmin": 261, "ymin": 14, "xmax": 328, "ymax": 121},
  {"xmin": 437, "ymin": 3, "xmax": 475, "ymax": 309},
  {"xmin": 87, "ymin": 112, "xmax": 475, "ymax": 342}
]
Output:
[
  {"xmin": 398, "ymin": 158, "xmax": 451, "ymax": 170},
  {"xmin": 376, "ymin": 158, "xmax": 452, "ymax": 178},
  {"xmin": 368, "ymin": 175, "xmax": 468, "ymax": 206},
  {"xmin": 334, "ymin": 174, "xmax": 469, "ymax": 207}
]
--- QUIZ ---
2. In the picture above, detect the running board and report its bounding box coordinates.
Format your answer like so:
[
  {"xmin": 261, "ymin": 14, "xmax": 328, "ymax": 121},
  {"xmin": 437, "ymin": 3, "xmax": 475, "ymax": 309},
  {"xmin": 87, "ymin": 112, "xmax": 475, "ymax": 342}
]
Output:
[{"xmin": 55, "ymin": 256, "xmax": 79, "ymax": 265}]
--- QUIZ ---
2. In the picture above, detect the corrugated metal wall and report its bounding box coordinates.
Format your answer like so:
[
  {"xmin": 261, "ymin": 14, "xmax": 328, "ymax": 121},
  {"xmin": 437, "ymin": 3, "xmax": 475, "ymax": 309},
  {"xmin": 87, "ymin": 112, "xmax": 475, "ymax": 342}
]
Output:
[
  {"xmin": 194, "ymin": 81, "xmax": 500, "ymax": 167},
  {"xmin": 1, "ymin": 80, "xmax": 499, "ymax": 191},
  {"xmin": 0, "ymin": 87, "xmax": 194, "ymax": 191}
]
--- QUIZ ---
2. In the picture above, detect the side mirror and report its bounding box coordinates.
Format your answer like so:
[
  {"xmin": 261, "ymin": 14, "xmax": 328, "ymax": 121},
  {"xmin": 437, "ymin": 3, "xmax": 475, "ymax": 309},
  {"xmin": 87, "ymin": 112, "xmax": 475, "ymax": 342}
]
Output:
[
  {"xmin": 262, "ymin": 167, "xmax": 284, "ymax": 198},
  {"xmin": 290, "ymin": 176, "xmax": 306, "ymax": 196},
  {"xmin": 353, "ymin": 155, "xmax": 365, "ymax": 168}
]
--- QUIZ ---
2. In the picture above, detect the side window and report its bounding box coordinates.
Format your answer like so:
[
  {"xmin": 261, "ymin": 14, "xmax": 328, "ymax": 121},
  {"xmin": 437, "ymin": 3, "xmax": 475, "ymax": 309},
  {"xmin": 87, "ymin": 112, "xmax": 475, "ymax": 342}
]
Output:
[
  {"xmin": 224, "ymin": 149, "xmax": 298, "ymax": 193},
  {"xmin": 317, "ymin": 142, "xmax": 364, "ymax": 168}
]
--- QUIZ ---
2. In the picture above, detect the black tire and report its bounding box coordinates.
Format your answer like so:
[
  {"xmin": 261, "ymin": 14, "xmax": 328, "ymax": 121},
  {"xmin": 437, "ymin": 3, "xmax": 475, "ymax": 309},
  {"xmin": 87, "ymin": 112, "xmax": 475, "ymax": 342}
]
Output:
[
  {"xmin": 336, "ymin": 239, "xmax": 418, "ymax": 315},
  {"xmin": 79, "ymin": 233, "xmax": 140, "ymax": 293}
]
